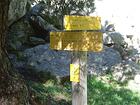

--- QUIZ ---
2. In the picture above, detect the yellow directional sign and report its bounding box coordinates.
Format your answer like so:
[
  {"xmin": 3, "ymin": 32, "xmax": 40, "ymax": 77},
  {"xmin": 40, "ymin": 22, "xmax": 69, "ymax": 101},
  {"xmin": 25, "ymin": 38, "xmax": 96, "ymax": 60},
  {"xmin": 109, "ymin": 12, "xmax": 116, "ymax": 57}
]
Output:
[
  {"xmin": 64, "ymin": 15, "xmax": 101, "ymax": 30},
  {"xmin": 50, "ymin": 31, "xmax": 103, "ymax": 52},
  {"xmin": 70, "ymin": 64, "xmax": 80, "ymax": 82}
]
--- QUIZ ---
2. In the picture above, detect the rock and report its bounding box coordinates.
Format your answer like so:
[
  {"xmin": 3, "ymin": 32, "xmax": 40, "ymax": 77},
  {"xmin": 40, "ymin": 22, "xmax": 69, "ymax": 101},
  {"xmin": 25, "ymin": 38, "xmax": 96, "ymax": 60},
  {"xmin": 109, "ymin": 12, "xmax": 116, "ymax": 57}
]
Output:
[
  {"xmin": 125, "ymin": 34, "xmax": 140, "ymax": 53},
  {"xmin": 127, "ymin": 80, "xmax": 140, "ymax": 92},
  {"xmin": 23, "ymin": 45, "xmax": 122, "ymax": 79},
  {"xmin": 7, "ymin": 18, "xmax": 34, "ymax": 51},
  {"xmin": 28, "ymin": 16, "xmax": 58, "ymax": 42},
  {"xmin": 9, "ymin": 53, "xmax": 26, "ymax": 70},
  {"xmin": 25, "ymin": 2, "xmax": 58, "ymax": 42},
  {"xmin": 8, "ymin": 0, "xmax": 28, "ymax": 26},
  {"xmin": 88, "ymin": 46, "xmax": 122, "ymax": 75},
  {"xmin": 103, "ymin": 33, "xmax": 114, "ymax": 45},
  {"xmin": 134, "ymin": 74, "xmax": 140, "ymax": 84},
  {"xmin": 103, "ymin": 32, "xmax": 126, "ymax": 45},
  {"xmin": 24, "ymin": 44, "xmax": 71, "ymax": 78},
  {"xmin": 27, "ymin": 1, "xmax": 46, "ymax": 17},
  {"xmin": 126, "ymin": 65, "xmax": 140, "ymax": 92},
  {"xmin": 103, "ymin": 32, "xmax": 128, "ymax": 58},
  {"xmin": 29, "ymin": 37, "xmax": 46, "ymax": 45},
  {"xmin": 110, "ymin": 60, "xmax": 140, "ymax": 82}
]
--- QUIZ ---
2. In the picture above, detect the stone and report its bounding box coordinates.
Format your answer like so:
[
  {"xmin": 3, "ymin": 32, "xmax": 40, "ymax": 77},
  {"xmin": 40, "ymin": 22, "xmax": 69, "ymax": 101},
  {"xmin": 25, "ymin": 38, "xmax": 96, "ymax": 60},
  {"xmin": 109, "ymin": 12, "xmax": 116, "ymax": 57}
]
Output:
[
  {"xmin": 24, "ymin": 44, "xmax": 71, "ymax": 78},
  {"xmin": 7, "ymin": 18, "xmax": 34, "ymax": 51},
  {"xmin": 29, "ymin": 37, "xmax": 46, "ymax": 45},
  {"xmin": 88, "ymin": 46, "xmax": 122, "ymax": 75},
  {"xmin": 23, "ymin": 45, "xmax": 122, "ymax": 78},
  {"xmin": 127, "ymin": 80, "xmax": 140, "ymax": 92},
  {"xmin": 110, "ymin": 60, "xmax": 140, "ymax": 82},
  {"xmin": 103, "ymin": 32, "xmax": 128, "ymax": 58},
  {"xmin": 103, "ymin": 32, "xmax": 126, "ymax": 45},
  {"xmin": 9, "ymin": 54, "xmax": 26, "ymax": 70},
  {"xmin": 8, "ymin": 0, "xmax": 28, "ymax": 26},
  {"xmin": 28, "ymin": 16, "xmax": 58, "ymax": 42},
  {"xmin": 134, "ymin": 74, "xmax": 140, "ymax": 84}
]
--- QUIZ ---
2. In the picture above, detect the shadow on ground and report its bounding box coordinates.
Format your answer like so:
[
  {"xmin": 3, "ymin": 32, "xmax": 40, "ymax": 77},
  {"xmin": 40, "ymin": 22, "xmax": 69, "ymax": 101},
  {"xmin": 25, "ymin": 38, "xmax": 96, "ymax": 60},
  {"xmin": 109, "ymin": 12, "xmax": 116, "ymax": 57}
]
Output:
[{"xmin": 27, "ymin": 80, "xmax": 71, "ymax": 105}]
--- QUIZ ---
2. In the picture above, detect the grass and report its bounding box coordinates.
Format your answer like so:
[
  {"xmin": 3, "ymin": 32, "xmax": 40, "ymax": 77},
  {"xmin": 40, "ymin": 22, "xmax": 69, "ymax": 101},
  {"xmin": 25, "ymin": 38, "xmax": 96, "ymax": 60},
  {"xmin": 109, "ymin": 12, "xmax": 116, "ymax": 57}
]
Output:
[
  {"xmin": 88, "ymin": 76, "xmax": 140, "ymax": 105},
  {"xmin": 27, "ymin": 75, "xmax": 140, "ymax": 105},
  {"xmin": 28, "ymin": 80, "xmax": 71, "ymax": 105}
]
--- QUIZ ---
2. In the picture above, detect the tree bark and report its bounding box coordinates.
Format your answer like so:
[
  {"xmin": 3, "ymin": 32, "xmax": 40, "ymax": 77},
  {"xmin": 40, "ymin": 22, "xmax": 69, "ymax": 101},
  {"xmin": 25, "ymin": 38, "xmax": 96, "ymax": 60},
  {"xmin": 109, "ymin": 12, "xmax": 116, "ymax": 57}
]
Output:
[{"xmin": 0, "ymin": 1, "xmax": 29, "ymax": 105}]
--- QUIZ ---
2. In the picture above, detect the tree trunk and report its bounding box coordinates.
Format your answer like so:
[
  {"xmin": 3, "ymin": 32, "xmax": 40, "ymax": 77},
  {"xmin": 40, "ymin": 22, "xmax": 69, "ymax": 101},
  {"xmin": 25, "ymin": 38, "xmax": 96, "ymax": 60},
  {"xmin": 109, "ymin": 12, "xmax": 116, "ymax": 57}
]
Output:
[{"xmin": 0, "ymin": 1, "xmax": 29, "ymax": 105}]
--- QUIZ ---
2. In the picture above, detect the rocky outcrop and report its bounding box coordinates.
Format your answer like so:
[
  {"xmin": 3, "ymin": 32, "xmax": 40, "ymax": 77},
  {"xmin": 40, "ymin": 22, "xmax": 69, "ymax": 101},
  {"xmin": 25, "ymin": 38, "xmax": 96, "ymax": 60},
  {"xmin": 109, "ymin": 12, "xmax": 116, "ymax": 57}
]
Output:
[
  {"xmin": 23, "ymin": 45, "xmax": 122, "ymax": 78},
  {"xmin": 28, "ymin": 16, "xmax": 58, "ymax": 42},
  {"xmin": 8, "ymin": 0, "xmax": 28, "ymax": 26},
  {"xmin": 7, "ymin": 18, "xmax": 34, "ymax": 51},
  {"xmin": 110, "ymin": 60, "xmax": 140, "ymax": 82},
  {"xmin": 103, "ymin": 32, "xmax": 128, "ymax": 58},
  {"xmin": 88, "ymin": 47, "xmax": 122, "ymax": 75},
  {"xmin": 23, "ymin": 44, "xmax": 71, "ymax": 78}
]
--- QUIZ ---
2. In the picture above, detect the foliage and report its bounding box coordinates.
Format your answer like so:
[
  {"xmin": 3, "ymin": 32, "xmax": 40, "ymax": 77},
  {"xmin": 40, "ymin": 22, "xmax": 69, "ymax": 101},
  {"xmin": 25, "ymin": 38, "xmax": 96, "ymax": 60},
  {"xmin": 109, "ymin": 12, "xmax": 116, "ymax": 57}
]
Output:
[
  {"xmin": 28, "ymin": 75, "xmax": 140, "ymax": 105},
  {"xmin": 45, "ymin": 0, "xmax": 95, "ymax": 15},
  {"xmin": 88, "ymin": 76, "xmax": 140, "ymax": 105},
  {"xmin": 42, "ymin": 0, "xmax": 95, "ymax": 29},
  {"xmin": 28, "ymin": 80, "xmax": 71, "ymax": 105}
]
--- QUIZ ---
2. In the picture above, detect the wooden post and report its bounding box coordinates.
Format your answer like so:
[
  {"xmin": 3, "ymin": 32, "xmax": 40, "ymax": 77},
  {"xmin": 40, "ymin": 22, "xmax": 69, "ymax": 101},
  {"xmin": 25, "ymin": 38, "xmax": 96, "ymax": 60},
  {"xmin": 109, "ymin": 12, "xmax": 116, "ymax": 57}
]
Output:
[
  {"xmin": 50, "ymin": 15, "xmax": 102, "ymax": 105},
  {"xmin": 72, "ymin": 51, "xmax": 87, "ymax": 105}
]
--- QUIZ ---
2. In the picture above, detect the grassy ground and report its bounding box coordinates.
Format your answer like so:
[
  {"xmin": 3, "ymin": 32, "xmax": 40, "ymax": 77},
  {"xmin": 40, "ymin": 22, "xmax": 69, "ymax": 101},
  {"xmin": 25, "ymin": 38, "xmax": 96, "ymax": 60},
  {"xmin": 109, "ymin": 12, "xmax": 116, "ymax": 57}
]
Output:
[
  {"xmin": 27, "ymin": 75, "xmax": 140, "ymax": 105},
  {"xmin": 88, "ymin": 76, "xmax": 140, "ymax": 105},
  {"xmin": 28, "ymin": 80, "xmax": 71, "ymax": 105}
]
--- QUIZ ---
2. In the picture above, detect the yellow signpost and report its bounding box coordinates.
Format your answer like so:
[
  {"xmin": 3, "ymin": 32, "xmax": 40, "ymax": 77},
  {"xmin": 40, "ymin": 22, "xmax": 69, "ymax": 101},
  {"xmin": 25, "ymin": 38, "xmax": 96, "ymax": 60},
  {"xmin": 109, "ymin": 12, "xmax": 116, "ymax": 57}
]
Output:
[
  {"xmin": 70, "ymin": 64, "xmax": 80, "ymax": 82},
  {"xmin": 64, "ymin": 15, "xmax": 101, "ymax": 30},
  {"xmin": 50, "ymin": 15, "xmax": 103, "ymax": 105},
  {"xmin": 50, "ymin": 31, "xmax": 103, "ymax": 51}
]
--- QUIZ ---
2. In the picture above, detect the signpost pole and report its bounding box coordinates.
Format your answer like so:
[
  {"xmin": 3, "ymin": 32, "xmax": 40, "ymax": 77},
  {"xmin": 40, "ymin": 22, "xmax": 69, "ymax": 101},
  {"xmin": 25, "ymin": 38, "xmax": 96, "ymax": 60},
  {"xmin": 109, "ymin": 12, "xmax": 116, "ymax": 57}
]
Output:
[
  {"xmin": 72, "ymin": 51, "xmax": 87, "ymax": 105},
  {"xmin": 50, "ymin": 15, "xmax": 102, "ymax": 105}
]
